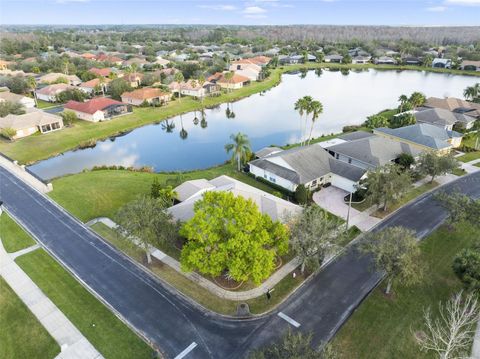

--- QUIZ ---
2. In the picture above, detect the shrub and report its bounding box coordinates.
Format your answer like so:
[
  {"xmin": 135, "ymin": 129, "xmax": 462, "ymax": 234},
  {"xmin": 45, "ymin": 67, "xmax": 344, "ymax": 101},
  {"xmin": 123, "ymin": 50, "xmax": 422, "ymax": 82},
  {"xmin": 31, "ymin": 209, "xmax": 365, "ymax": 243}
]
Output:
[{"xmin": 295, "ymin": 184, "xmax": 309, "ymax": 205}]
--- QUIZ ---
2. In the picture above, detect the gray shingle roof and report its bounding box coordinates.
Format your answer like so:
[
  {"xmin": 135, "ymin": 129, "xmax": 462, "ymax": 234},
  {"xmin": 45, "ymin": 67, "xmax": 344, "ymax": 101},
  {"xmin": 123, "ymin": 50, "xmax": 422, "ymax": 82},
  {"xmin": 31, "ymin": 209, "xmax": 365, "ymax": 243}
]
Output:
[
  {"xmin": 374, "ymin": 123, "xmax": 461, "ymax": 150},
  {"xmin": 255, "ymin": 146, "xmax": 283, "ymax": 158},
  {"xmin": 338, "ymin": 131, "xmax": 375, "ymax": 142},
  {"xmin": 414, "ymin": 108, "xmax": 476, "ymax": 127},
  {"xmin": 328, "ymin": 134, "xmax": 422, "ymax": 167}
]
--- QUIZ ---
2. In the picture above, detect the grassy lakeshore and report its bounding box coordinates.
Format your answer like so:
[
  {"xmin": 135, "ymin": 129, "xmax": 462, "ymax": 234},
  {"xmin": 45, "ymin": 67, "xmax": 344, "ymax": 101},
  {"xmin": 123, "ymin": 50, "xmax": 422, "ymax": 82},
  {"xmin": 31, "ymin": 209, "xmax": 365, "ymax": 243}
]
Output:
[{"xmin": 1, "ymin": 63, "xmax": 479, "ymax": 165}]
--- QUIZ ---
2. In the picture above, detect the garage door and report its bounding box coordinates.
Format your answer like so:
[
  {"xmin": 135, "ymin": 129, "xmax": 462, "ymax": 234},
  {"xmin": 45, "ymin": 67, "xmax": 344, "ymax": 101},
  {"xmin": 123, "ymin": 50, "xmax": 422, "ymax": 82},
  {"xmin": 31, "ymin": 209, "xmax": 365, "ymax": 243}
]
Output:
[{"xmin": 330, "ymin": 174, "xmax": 356, "ymax": 193}]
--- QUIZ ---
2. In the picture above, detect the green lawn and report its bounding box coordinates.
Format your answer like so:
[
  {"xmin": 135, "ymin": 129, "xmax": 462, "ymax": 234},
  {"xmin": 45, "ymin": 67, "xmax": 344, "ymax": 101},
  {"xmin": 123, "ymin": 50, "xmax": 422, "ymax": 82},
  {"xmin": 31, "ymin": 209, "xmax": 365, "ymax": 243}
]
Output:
[
  {"xmin": 49, "ymin": 166, "xmax": 279, "ymax": 222},
  {"xmin": 0, "ymin": 277, "xmax": 60, "ymax": 359},
  {"xmin": 0, "ymin": 213, "xmax": 36, "ymax": 253},
  {"xmin": 451, "ymin": 167, "xmax": 467, "ymax": 176},
  {"xmin": 2, "ymin": 64, "xmax": 478, "ymax": 165},
  {"xmin": 35, "ymin": 99, "xmax": 62, "ymax": 109},
  {"xmin": 457, "ymin": 151, "xmax": 480, "ymax": 163},
  {"xmin": 90, "ymin": 222, "xmax": 306, "ymax": 315},
  {"xmin": 332, "ymin": 223, "xmax": 480, "ymax": 359},
  {"xmin": 15, "ymin": 250, "xmax": 154, "ymax": 359}
]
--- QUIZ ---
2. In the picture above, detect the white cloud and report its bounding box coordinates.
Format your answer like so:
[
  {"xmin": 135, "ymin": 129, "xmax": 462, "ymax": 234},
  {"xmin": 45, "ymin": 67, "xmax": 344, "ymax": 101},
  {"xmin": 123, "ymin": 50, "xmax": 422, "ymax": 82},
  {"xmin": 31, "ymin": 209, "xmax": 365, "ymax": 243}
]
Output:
[
  {"xmin": 244, "ymin": 14, "xmax": 268, "ymax": 19},
  {"xmin": 426, "ymin": 5, "xmax": 447, "ymax": 11},
  {"xmin": 445, "ymin": 0, "xmax": 480, "ymax": 4},
  {"xmin": 198, "ymin": 4, "xmax": 237, "ymax": 11},
  {"xmin": 243, "ymin": 6, "xmax": 267, "ymax": 14}
]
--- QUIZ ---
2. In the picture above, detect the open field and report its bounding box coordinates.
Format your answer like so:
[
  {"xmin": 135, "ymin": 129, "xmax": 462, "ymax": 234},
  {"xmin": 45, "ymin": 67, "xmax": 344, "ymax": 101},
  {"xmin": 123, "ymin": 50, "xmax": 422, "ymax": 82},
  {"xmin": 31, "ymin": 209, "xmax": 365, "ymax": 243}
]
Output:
[
  {"xmin": 332, "ymin": 223, "xmax": 480, "ymax": 359},
  {"xmin": 0, "ymin": 277, "xmax": 60, "ymax": 359},
  {"xmin": 1, "ymin": 64, "xmax": 478, "ymax": 165}
]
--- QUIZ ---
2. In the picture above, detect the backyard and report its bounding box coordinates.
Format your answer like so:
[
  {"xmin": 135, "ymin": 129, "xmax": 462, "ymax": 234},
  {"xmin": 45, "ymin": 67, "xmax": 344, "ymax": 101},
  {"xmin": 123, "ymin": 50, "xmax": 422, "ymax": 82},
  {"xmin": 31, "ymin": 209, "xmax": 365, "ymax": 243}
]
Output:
[{"xmin": 332, "ymin": 222, "xmax": 480, "ymax": 358}]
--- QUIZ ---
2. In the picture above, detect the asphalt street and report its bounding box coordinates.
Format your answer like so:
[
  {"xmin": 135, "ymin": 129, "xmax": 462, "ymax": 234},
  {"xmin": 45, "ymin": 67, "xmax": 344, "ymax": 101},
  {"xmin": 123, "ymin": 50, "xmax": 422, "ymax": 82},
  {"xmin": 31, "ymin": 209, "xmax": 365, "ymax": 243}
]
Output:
[{"xmin": 1, "ymin": 166, "xmax": 479, "ymax": 358}]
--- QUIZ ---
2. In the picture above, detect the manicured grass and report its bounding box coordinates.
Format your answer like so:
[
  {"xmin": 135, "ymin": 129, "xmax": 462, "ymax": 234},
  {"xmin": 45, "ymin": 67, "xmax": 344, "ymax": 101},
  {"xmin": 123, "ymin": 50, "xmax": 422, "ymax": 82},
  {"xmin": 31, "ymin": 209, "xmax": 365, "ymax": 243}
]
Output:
[
  {"xmin": 457, "ymin": 151, "xmax": 480, "ymax": 163},
  {"xmin": 0, "ymin": 277, "xmax": 60, "ymax": 359},
  {"xmin": 372, "ymin": 181, "xmax": 439, "ymax": 219},
  {"xmin": 2, "ymin": 64, "xmax": 478, "ymax": 165},
  {"xmin": 15, "ymin": 249, "xmax": 154, "ymax": 359},
  {"xmin": 475, "ymin": 162, "xmax": 480, "ymax": 168},
  {"xmin": 90, "ymin": 222, "xmax": 306, "ymax": 315},
  {"xmin": 332, "ymin": 223, "xmax": 480, "ymax": 359},
  {"xmin": 451, "ymin": 167, "xmax": 467, "ymax": 176},
  {"xmin": 35, "ymin": 99, "xmax": 62, "ymax": 109},
  {"xmin": 49, "ymin": 166, "xmax": 278, "ymax": 222},
  {"xmin": 0, "ymin": 213, "xmax": 36, "ymax": 253}
]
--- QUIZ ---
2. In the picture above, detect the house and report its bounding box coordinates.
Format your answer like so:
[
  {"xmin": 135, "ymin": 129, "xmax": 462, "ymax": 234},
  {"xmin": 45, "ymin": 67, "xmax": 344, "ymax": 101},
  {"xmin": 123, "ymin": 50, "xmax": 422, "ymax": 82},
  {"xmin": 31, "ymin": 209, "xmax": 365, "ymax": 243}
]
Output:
[
  {"xmin": 432, "ymin": 58, "xmax": 452, "ymax": 69},
  {"xmin": 348, "ymin": 47, "xmax": 370, "ymax": 57},
  {"xmin": 241, "ymin": 56, "xmax": 271, "ymax": 67},
  {"xmin": 121, "ymin": 87, "xmax": 172, "ymax": 106},
  {"xmin": 414, "ymin": 107, "xmax": 477, "ymax": 130},
  {"xmin": 64, "ymin": 97, "xmax": 132, "ymax": 122},
  {"xmin": 326, "ymin": 134, "xmax": 422, "ymax": 171},
  {"xmin": 229, "ymin": 61, "xmax": 262, "ymax": 81},
  {"xmin": 154, "ymin": 57, "xmax": 170, "ymax": 68},
  {"xmin": 81, "ymin": 53, "xmax": 97, "ymax": 60},
  {"xmin": 35, "ymin": 84, "xmax": 74, "ymax": 102},
  {"xmin": 95, "ymin": 53, "xmax": 123, "ymax": 66},
  {"xmin": 374, "ymin": 56, "xmax": 397, "ymax": 65},
  {"xmin": 0, "ymin": 109, "xmax": 63, "ymax": 139},
  {"xmin": 212, "ymin": 73, "xmax": 250, "ymax": 90},
  {"xmin": 254, "ymin": 146, "xmax": 283, "ymax": 159},
  {"xmin": 403, "ymin": 57, "xmax": 422, "ymax": 66},
  {"xmin": 324, "ymin": 54, "xmax": 344, "ymax": 63},
  {"xmin": 279, "ymin": 54, "xmax": 316, "ymax": 65},
  {"xmin": 461, "ymin": 60, "xmax": 480, "ymax": 72},
  {"xmin": 89, "ymin": 67, "xmax": 113, "ymax": 77},
  {"xmin": 78, "ymin": 78, "xmax": 111, "ymax": 95},
  {"xmin": 0, "ymin": 90, "xmax": 36, "ymax": 108},
  {"xmin": 38, "ymin": 73, "xmax": 81, "ymax": 86},
  {"xmin": 424, "ymin": 97, "xmax": 480, "ymax": 119},
  {"xmin": 249, "ymin": 144, "xmax": 366, "ymax": 193},
  {"xmin": 373, "ymin": 123, "xmax": 463, "ymax": 153},
  {"xmin": 122, "ymin": 57, "xmax": 149, "ymax": 69},
  {"xmin": 168, "ymin": 80, "xmax": 220, "ymax": 98},
  {"xmin": 352, "ymin": 56, "xmax": 371, "ymax": 64},
  {"xmin": 169, "ymin": 175, "xmax": 302, "ymax": 223},
  {"xmin": 121, "ymin": 72, "xmax": 143, "ymax": 88}
]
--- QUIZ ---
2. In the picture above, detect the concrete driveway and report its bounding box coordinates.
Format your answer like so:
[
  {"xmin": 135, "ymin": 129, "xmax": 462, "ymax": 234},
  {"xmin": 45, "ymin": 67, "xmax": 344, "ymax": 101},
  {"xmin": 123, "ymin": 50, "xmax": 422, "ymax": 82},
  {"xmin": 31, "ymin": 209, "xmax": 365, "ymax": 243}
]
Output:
[{"xmin": 313, "ymin": 186, "xmax": 380, "ymax": 232}]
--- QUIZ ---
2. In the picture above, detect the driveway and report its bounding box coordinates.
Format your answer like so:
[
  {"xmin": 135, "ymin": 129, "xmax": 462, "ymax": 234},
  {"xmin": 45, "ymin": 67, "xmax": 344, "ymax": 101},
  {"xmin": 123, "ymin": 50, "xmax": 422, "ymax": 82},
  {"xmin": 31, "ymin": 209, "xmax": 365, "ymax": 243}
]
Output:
[{"xmin": 313, "ymin": 186, "xmax": 380, "ymax": 231}]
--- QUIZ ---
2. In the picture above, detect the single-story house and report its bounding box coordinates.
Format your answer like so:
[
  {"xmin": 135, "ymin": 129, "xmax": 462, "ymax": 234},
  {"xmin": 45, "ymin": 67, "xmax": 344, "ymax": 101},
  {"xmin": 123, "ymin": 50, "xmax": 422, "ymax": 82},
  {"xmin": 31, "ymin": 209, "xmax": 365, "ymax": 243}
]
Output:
[
  {"xmin": 238, "ymin": 56, "xmax": 271, "ymax": 67},
  {"xmin": 0, "ymin": 109, "xmax": 63, "ymax": 139},
  {"xmin": 414, "ymin": 107, "xmax": 477, "ymax": 130},
  {"xmin": 169, "ymin": 175, "xmax": 301, "ymax": 223},
  {"xmin": 374, "ymin": 56, "xmax": 397, "ymax": 65},
  {"xmin": 403, "ymin": 57, "xmax": 422, "ymax": 66},
  {"xmin": 279, "ymin": 54, "xmax": 316, "ymax": 65},
  {"xmin": 0, "ymin": 90, "xmax": 35, "ymax": 108},
  {"xmin": 229, "ymin": 61, "xmax": 261, "ymax": 81},
  {"xmin": 89, "ymin": 67, "xmax": 113, "ymax": 77},
  {"xmin": 324, "ymin": 54, "xmax": 344, "ymax": 63},
  {"xmin": 38, "ymin": 73, "xmax": 81, "ymax": 86},
  {"xmin": 432, "ymin": 58, "xmax": 452, "ymax": 69},
  {"xmin": 95, "ymin": 53, "xmax": 123, "ymax": 66},
  {"xmin": 348, "ymin": 48, "xmax": 370, "ymax": 57},
  {"xmin": 121, "ymin": 72, "xmax": 143, "ymax": 88},
  {"xmin": 35, "ymin": 83, "xmax": 74, "ymax": 102},
  {"xmin": 254, "ymin": 146, "xmax": 283, "ymax": 159},
  {"xmin": 121, "ymin": 87, "xmax": 172, "ymax": 106},
  {"xmin": 373, "ymin": 123, "xmax": 463, "ymax": 153},
  {"xmin": 64, "ymin": 97, "xmax": 132, "ymax": 122},
  {"xmin": 215, "ymin": 73, "xmax": 250, "ymax": 90},
  {"xmin": 249, "ymin": 144, "xmax": 366, "ymax": 193},
  {"xmin": 78, "ymin": 78, "xmax": 111, "ymax": 95},
  {"xmin": 326, "ymin": 134, "xmax": 422, "ymax": 171},
  {"xmin": 352, "ymin": 56, "xmax": 371, "ymax": 64},
  {"xmin": 122, "ymin": 57, "xmax": 149, "ymax": 68},
  {"xmin": 461, "ymin": 60, "xmax": 480, "ymax": 72},
  {"xmin": 424, "ymin": 97, "xmax": 480, "ymax": 119},
  {"xmin": 168, "ymin": 80, "xmax": 220, "ymax": 98}
]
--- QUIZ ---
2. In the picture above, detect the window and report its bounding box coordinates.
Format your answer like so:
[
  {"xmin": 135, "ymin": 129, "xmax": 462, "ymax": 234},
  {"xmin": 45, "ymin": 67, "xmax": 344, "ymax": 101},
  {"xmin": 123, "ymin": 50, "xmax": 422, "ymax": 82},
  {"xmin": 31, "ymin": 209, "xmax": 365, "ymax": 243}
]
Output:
[
  {"xmin": 335, "ymin": 154, "xmax": 339, "ymax": 159},
  {"xmin": 269, "ymin": 177, "xmax": 276, "ymax": 183},
  {"xmin": 51, "ymin": 122, "xmax": 61, "ymax": 130},
  {"xmin": 41, "ymin": 124, "xmax": 51, "ymax": 132},
  {"xmin": 348, "ymin": 158, "xmax": 352, "ymax": 164},
  {"xmin": 312, "ymin": 179, "xmax": 317, "ymax": 186},
  {"xmin": 263, "ymin": 174, "xmax": 267, "ymax": 179}
]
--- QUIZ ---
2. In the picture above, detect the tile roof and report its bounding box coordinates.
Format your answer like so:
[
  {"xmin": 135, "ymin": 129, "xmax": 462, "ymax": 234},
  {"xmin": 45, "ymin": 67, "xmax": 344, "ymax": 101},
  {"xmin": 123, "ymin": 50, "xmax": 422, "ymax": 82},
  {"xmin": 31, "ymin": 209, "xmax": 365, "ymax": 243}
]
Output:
[
  {"xmin": 121, "ymin": 87, "xmax": 170, "ymax": 100},
  {"xmin": 89, "ymin": 67, "xmax": 112, "ymax": 77},
  {"xmin": 424, "ymin": 97, "xmax": 480, "ymax": 118},
  {"xmin": 64, "ymin": 97, "xmax": 124, "ymax": 114},
  {"xmin": 217, "ymin": 73, "xmax": 250, "ymax": 84},
  {"xmin": 0, "ymin": 109, "xmax": 62, "ymax": 130},
  {"xmin": 80, "ymin": 78, "xmax": 111, "ymax": 88},
  {"xmin": 36, "ymin": 83, "xmax": 74, "ymax": 95}
]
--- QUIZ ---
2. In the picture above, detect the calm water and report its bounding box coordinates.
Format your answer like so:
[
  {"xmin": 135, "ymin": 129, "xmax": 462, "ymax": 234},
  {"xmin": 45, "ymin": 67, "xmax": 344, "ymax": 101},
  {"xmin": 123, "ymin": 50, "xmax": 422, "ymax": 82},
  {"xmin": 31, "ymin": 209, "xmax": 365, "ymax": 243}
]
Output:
[{"xmin": 30, "ymin": 69, "xmax": 477, "ymax": 180}]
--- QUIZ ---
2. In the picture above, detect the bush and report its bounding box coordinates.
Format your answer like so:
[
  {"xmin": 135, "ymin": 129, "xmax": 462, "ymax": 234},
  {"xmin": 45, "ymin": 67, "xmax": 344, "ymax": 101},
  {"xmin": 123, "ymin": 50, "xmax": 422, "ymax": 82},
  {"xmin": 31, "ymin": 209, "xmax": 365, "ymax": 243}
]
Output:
[
  {"xmin": 295, "ymin": 184, "xmax": 309, "ymax": 205},
  {"xmin": 343, "ymin": 125, "xmax": 362, "ymax": 133},
  {"xmin": 0, "ymin": 101, "xmax": 25, "ymax": 117},
  {"xmin": 452, "ymin": 243, "xmax": 480, "ymax": 291},
  {"xmin": 1, "ymin": 127, "xmax": 17, "ymax": 140}
]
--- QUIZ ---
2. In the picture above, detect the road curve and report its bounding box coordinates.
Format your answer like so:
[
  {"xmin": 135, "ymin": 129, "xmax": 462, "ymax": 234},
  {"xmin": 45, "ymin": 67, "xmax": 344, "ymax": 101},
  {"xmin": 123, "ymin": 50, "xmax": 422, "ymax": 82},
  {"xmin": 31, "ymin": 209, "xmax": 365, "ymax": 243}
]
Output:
[{"xmin": 1, "ymin": 166, "xmax": 479, "ymax": 358}]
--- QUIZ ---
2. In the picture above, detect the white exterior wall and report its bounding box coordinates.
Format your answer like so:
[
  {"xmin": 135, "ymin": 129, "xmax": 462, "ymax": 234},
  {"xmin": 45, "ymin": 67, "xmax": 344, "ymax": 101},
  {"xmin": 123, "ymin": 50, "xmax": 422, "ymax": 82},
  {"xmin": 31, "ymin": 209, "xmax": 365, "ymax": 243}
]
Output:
[
  {"xmin": 20, "ymin": 97, "xmax": 36, "ymax": 108},
  {"xmin": 249, "ymin": 164, "xmax": 297, "ymax": 192},
  {"xmin": 121, "ymin": 96, "xmax": 144, "ymax": 106},
  {"xmin": 36, "ymin": 93, "xmax": 55, "ymax": 102},
  {"xmin": 69, "ymin": 109, "xmax": 104, "ymax": 122},
  {"xmin": 330, "ymin": 174, "xmax": 357, "ymax": 193},
  {"xmin": 14, "ymin": 126, "xmax": 38, "ymax": 139},
  {"xmin": 218, "ymin": 82, "xmax": 243, "ymax": 90}
]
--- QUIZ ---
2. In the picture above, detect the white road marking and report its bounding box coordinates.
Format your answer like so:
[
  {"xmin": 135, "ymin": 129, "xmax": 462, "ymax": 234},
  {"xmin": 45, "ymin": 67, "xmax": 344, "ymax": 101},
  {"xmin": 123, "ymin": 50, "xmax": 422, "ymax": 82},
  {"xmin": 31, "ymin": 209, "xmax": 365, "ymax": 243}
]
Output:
[
  {"xmin": 174, "ymin": 342, "xmax": 198, "ymax": 359},
  {"xmin": 278, "ymin": 312, "xmax": 301, "ymax": 328}
]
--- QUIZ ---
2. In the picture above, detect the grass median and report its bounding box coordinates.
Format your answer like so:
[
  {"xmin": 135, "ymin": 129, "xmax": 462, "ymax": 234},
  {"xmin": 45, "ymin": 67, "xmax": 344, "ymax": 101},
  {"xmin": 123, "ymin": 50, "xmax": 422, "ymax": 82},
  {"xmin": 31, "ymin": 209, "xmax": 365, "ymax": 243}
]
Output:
[
  {"xmin": 0, "ymin": 213, "xmax": 36, "ymax": 253},
  {"xmin": 331, "ymin": 222, "xmax": 480, "ymax": 358},
  {"xmin": 0, "ymin": 277, "xmax": 60, "ymax": 359}
]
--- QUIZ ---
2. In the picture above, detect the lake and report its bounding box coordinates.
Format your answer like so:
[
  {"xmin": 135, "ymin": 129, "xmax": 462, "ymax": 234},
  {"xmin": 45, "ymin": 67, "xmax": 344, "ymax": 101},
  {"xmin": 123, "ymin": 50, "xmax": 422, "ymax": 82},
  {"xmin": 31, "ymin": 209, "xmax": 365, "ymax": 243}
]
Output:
[{"xmin": 29, "ymin": 68, "xmax": 478, "ymax": 180}]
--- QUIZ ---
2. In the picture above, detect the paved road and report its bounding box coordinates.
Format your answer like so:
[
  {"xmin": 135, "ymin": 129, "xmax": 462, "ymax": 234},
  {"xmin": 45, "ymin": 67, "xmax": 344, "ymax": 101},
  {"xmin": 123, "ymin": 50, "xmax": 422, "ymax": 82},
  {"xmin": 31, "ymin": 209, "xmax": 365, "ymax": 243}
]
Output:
[{"xmin": 1, "ymin": 166, "xmax": 479, "ymax": 358}]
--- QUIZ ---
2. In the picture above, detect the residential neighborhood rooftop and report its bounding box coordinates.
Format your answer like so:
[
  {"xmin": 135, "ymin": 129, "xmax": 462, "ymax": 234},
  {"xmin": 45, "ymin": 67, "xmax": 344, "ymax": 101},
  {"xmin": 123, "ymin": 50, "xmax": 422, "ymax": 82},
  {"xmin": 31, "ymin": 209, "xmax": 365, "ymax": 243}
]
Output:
[{"xmin": 64, "ymin": 97, "xmax": 124, "ymax": 114}]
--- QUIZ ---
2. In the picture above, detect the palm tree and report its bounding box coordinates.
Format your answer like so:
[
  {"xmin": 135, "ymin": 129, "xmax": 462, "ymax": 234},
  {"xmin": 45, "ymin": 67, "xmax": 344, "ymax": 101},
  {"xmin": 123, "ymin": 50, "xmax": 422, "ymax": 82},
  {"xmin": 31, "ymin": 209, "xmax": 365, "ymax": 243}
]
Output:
[
  {"xmin": 161, "ymin": 119, "xmax": 175, "ymax": 133},
  {"xmin": 98, "ymin": 76, "xmax": 106, "ymax": 96},
  {"xmin": 294, "ymin": 96, "xmax": 313, "ymax": 146},
  {"xmin": 193, "ymin": 109, "xmax": 199, "ymax": 125},
  {"xmin": 307, "ymin": 100, "xmax": 323, "ymax": 145},
  {"xmin": 26, "ymin": 76, "xmax": 37, "ymax": 107},
  {"xmin": 398, "ymin": 94, "xmax": 408, "ymax": 112},
  {"xmin": 224, "ymin": 71, "xmax": 234, "ymax": 93},
  {"xmin": 294, "ymin": 97, "xmax": 307, "ymax": 146},
  {"xmin": 463, "ymin": 83, "xmax": 480, "ymax": 102},
  {"xmin": 174, "ymin": 72, "xmax": 184, "ymax": 101},
  {"xmin": 200, "ymin": 108, "xmax": 207, "ymax": 129},
  {"xmin": 179, "ymin": 117, "xmax": 188, "ymax": 140},
  {"xmin": 409, "ymin": 92, "xmax": 426, "ymax": 110},
  {"xmin": 225, "ymin": 132, "xmax": 251, "ymax": 171}
]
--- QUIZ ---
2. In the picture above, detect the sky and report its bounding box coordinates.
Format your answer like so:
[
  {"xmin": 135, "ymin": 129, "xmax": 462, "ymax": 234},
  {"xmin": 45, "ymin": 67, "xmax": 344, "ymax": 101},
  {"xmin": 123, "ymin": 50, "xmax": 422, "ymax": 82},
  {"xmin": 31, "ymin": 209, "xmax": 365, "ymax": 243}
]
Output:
[{"xmin": 1, "ymin": 0, "xmax": 479, "ymax": 26}]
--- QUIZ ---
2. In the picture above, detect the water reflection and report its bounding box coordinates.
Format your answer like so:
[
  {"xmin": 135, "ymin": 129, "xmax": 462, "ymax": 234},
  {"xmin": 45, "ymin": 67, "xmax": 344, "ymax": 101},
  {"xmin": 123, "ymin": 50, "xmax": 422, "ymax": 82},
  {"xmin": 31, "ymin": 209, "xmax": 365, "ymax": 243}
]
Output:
[{"xmin": 29, "ymin": 69, "xmax": 477, "ymax": 180}]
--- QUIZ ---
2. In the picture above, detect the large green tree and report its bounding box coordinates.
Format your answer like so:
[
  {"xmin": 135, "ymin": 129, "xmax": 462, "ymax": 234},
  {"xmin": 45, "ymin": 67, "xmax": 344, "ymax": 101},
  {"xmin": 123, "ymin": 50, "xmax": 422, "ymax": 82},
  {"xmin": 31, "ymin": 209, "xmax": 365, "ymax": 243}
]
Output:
[
  {"xmin": 365, "ymin": 114, "xmax": 389, "ymax": 129},
  {"xmin": 179, "ymin": 191, "xmax": 289, "ymax": 284},
  {"xmin": 288, "ymin": 205, "xmax": 345, "ymax": 274},
  {"xmin": 109, "ymin": 78, "xmax": 132, "ymax": 100},
  {"xmin": 417, "ymin": 152, "xmax": 459, "ymax": 183},
  {"xmin": 362, "ymin": 163, "xmax": 412, "ymax": 212},
  {"xmin": 453, "ymin": 243, "xmax": 480, "ymax": 291},
  {"xmin": 361, "ymin": 226, "xmax": 423, "ymax": 295}
]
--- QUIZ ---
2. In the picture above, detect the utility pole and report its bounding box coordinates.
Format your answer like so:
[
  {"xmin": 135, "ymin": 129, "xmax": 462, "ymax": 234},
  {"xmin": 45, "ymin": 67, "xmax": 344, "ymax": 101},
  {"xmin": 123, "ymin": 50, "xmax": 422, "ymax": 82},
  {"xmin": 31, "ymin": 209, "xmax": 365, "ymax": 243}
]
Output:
[{"xmin": 346, "ymin": 191, "xmax": 352, "ymax": 230}]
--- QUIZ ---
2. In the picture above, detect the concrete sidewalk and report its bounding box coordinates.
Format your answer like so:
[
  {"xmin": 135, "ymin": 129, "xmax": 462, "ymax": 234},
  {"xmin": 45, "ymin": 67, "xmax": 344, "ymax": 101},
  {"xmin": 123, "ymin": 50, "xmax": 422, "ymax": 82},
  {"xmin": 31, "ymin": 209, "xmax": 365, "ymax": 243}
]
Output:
[
  {"xmin": 87, "ymin": 217, "xmax": 304, "ymax": 301},
  {"xmin": 0, "ymin": 240, "xmax": 103, "ymax": 359},
  {"xmin": 473, "ymin": 319, "xmax": 480, "ymax": 359}
]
